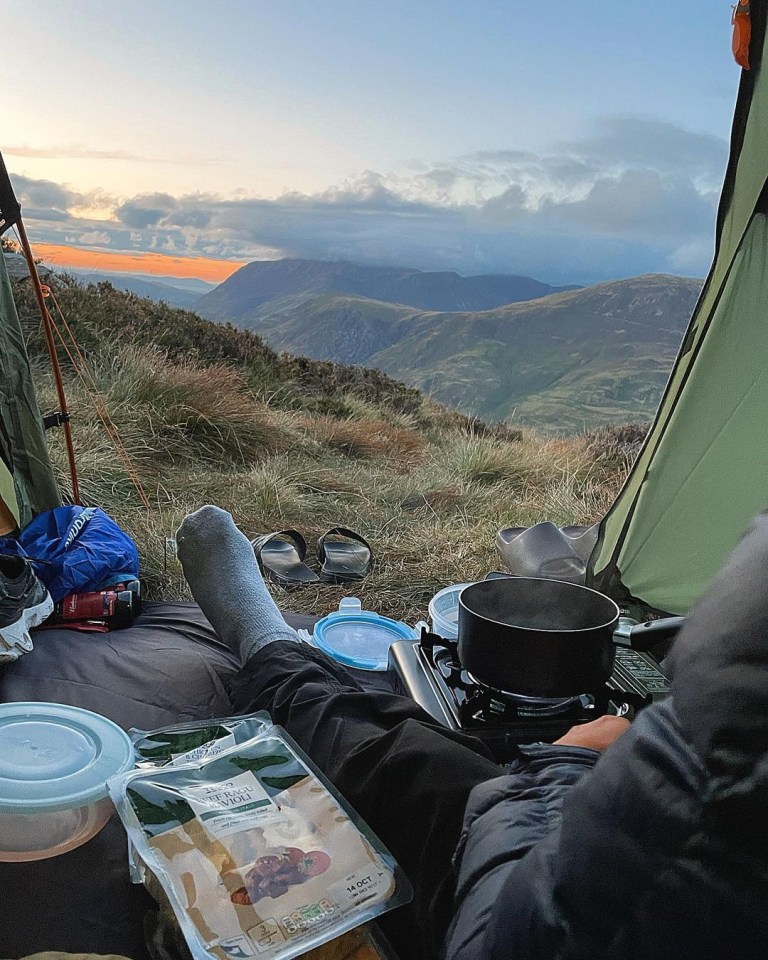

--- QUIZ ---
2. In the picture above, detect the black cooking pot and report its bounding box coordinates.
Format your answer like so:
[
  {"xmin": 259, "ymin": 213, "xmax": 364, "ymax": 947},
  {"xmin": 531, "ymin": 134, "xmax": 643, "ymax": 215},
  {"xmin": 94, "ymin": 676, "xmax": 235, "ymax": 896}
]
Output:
[{"xmin": 457, "ymin": 577, "xmax": 620, "ymax": 697}]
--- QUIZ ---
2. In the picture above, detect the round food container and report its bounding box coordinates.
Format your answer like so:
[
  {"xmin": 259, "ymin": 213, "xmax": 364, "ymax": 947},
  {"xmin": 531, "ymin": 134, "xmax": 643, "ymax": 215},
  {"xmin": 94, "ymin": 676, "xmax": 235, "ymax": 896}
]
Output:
[
  {"xmin": 428, "ymin": 583, "xmax": 472, "ymax": 640},
  {"xmin": 0, "ymin": 702, "xmax": 134, "ymax": 861},
  {"xmin": 312, "ymin": 597, "xmax": 420, "ymax": 671}
]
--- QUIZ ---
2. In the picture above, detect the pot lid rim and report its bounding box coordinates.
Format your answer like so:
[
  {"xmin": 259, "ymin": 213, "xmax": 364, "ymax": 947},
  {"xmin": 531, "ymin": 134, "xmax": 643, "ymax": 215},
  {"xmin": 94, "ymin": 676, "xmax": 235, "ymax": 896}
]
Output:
[{"xmin": 458, "ymin": 577, "xmax": 620, "ymax": 634}]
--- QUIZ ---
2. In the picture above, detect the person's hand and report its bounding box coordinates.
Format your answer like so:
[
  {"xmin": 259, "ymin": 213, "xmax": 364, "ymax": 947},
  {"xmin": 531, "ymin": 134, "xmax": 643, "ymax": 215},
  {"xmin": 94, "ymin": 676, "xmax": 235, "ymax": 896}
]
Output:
[{"xmin": 553, "ymin": 714, "xmax": 630, "ymax": 752}]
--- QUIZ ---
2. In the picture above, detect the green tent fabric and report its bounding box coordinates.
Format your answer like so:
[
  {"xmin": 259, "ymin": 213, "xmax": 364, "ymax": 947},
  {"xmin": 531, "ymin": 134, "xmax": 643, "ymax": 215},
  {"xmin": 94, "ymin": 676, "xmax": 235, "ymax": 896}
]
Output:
[
  {"xmin": 590, "ymin": 2, "xmax": 768, "ymax": 615},
  {"xmin": 0, "ymin": 455, "xmax": 20, "ymax": 525},
  {"xmin": 0, "ymin": 252, "xmax": 60, "ymax": 527}
]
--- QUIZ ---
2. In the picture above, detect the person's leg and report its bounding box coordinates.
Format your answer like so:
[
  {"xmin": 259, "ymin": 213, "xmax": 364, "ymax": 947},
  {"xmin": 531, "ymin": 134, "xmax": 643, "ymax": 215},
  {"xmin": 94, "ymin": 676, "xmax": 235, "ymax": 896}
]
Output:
[
  {"xmin": 175, "ymin": 505, "xmax": 300, "ymax": 658},
  {"xmin": 177, "ymin": 507, "xmax": 501, "ymax": 960},
  {"xmin": 229, "ymin": 642, "xmax": 502, "ymax": 960}
]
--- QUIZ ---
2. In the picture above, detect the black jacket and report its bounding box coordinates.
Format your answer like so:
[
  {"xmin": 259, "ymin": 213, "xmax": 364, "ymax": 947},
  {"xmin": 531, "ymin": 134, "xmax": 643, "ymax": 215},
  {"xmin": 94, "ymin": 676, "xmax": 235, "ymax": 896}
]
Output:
[{"xmin": 447, "ymin": 514, "xmax": 768, "ymax": 960}]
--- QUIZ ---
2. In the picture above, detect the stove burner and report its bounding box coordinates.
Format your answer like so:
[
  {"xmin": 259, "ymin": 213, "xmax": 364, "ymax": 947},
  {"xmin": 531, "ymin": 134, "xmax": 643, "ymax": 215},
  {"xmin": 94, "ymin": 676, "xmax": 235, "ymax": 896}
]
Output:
[
  {"xmin": 424, "ymin": 640, "xmax": 602, "ymax": 729},
  {"xmin": 464, "ymin": 671, "xmax": 582, "ymax": 712},
  {"xmin": 387, "ymin": 628, "xmax": 672, "ymax": 764}
]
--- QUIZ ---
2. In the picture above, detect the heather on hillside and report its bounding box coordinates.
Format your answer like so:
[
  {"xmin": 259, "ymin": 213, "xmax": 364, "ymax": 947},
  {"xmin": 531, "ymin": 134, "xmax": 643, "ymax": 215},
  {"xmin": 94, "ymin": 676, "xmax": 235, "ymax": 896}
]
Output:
[{"xmin": 18, "ymin": 277, "xmax": 642, "ymax": 621}]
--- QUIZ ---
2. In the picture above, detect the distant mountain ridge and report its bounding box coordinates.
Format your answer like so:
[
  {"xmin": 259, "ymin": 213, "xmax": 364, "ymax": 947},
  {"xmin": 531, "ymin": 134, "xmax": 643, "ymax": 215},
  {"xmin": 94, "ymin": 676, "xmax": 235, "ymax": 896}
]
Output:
[
  {"xmin": 67, "ymin": 271, "xmax": 215, "ymax": 307},
  {"xmin": 194, "ymin": 258, "xmax": 578, "ymax": 318},
  {"xmin": 234, "ymin": 274, "xmax": 703, "ymax": 432}
]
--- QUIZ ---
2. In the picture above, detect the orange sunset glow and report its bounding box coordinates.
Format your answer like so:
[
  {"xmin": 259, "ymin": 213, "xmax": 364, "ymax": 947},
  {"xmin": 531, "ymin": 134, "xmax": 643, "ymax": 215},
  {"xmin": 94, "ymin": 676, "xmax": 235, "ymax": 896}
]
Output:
[{"xmin": 32, "ymin": 242, "xmax": 248, "ymax": 283}]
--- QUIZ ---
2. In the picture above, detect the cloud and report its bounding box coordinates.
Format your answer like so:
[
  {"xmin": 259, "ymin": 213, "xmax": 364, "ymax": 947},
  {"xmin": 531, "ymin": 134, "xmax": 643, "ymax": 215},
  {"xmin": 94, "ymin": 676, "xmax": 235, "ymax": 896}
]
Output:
[
  {"xmin": 557, "ymin": 118, "xmax": 727, "ymax": 181},
  {"xmin": 77, "ymin": 231, "xmax": 112, "ymax": 245},
  {"xmin": 13, "ymin": 174, "xmax": 83, "ymax": 213},
  {"xmin": 538, "ymin": 170, "xmax": 716, "ymax": 238},
  {"xmin": 12, "ymin": 116, "xmax": 727, "ymax": 284},
  {"xmin": 116, "ymin": 193, "xmax": 179, "ymax": 229},
  {"xmin": 5, "ymin": 145, "xmax": 220, "ymax": 165},
  {"xmin": 12, "ymin": 175, "xmax": 115, "ymax": 220}
]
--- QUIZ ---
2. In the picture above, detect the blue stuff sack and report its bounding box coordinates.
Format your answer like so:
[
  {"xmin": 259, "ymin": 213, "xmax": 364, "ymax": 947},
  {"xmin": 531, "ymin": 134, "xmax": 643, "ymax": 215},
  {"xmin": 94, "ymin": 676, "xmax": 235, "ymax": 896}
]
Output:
[{"xmin": 7, "ymin": 506, "xmax": 139, "ymax": 602}]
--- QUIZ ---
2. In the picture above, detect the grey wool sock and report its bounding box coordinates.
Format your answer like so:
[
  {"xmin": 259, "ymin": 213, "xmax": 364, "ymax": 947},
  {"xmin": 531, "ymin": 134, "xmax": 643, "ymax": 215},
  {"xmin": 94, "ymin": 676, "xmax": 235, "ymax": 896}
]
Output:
[{"xmin": 176, "ymin": 505, "xmax": 299, "ymax": 663}]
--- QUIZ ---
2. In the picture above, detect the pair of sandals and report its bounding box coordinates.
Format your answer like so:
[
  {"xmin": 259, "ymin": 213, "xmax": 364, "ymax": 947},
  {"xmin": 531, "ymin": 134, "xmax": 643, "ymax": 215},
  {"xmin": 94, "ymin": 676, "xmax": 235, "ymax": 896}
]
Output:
[{"xmin": 251, "ymin": 527, "xmax": 372, "ymax": 587}]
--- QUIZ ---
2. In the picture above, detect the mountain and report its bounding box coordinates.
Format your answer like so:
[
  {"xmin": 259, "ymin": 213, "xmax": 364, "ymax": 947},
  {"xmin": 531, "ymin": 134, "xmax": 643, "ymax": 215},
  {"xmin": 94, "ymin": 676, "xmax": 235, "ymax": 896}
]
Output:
[
  {"xmin": 129, "ymin": 274, "xmax": 216, "ymax": 294},
  {"xmin": 3, "ymin": 252, "xmax": 53, "ymax": 280},
  {"xmin": 234, "ymin": 274, "xmax": 702, "ymax": 433},
  {"xmin": 68, "ymin": 271, "xmax": 215, "ymax": 307},
  {"xmin": 194, "ymin": 258, "xmax": 578, "ymax": 319}
]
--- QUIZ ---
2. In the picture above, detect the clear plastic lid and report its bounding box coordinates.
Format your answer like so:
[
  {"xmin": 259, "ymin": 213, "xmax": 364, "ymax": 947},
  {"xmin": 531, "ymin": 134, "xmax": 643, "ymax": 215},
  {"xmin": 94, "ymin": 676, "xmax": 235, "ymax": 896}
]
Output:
[
  {"xmin": 0, "ymin": 702, "xmax": 134, "ymax": 813},
  {"xmin": 313, "ymin": 598, "xmax": 418, "ymax": 671}
]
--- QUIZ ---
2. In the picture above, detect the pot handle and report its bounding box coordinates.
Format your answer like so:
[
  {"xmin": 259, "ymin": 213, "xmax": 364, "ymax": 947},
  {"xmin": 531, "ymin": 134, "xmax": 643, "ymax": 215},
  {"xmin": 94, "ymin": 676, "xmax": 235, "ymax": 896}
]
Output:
[{"xmin": 627, "ymin": 616, "xmax": 685, "ymax": 652}]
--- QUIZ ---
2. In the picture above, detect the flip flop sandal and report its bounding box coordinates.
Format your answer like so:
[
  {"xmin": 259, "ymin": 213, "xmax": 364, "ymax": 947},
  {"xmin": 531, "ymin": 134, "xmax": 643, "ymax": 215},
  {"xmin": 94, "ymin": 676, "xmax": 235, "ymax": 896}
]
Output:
[
  {"xmin": 250, "ymin": 530, "xmax": 320, "ymax": 587},
  {"xmin": 317, "ymin": 527, "xmax": 372, "ymax": 583}
]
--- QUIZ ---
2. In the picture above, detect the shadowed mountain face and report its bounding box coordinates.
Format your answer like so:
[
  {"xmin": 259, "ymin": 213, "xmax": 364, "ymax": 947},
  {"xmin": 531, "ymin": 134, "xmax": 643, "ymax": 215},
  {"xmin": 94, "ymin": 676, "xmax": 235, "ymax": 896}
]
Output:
[
  {"xmin": 194, "ymin": 258, "xmax": 577, "ymax": 318},
  {"xmin": 221, "ymin": 274, "xmax": 702, "ymax": 433}
]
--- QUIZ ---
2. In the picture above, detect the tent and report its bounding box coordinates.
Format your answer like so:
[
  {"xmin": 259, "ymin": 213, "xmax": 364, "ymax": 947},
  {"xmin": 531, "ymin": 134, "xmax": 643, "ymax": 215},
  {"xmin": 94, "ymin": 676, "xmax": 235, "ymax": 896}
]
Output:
[
  {"xmin": 0, "ymin": 249, "xmax": 60, "ymax": 532},
  {"xmin": 588, "ymin": 0, "xmax": 768, "ymax": 616},
  {"xmin": 0, "ymin": 149, "xmax": 65, "ymax": 534}
]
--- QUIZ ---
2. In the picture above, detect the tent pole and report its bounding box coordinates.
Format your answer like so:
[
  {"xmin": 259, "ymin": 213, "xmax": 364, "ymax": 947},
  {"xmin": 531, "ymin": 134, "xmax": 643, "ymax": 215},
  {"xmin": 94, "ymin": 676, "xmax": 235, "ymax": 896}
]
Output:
[{"xmin": 14, "ymin": 218, "xmax": 81, "ymax": 505}]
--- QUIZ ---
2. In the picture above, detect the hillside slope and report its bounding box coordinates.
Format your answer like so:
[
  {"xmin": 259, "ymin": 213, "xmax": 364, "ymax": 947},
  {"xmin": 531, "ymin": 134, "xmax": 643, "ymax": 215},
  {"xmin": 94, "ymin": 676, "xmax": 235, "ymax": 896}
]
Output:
[
  {"xmin": 195, "ymin": 258, "xmax": 576, "ymax": 319},
  {"xmin": 246, "ymin": 293, "xmax": 423, "ymax": 364},
  {"xmin": 13, "ymin": 274, "xmax": 425, "ymax": 417},
  {"xmin": 230, "ymin": 274, "xmax": 702, "ymax": 432},
  {"xmin": 12, "ymin": 275, "xmax": 634, "ymax": 618}
]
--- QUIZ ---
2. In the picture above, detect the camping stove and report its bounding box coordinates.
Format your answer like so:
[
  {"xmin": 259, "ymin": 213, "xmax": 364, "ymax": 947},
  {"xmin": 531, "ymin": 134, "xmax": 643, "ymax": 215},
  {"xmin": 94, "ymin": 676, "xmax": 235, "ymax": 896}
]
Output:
[{"xmin": 388, "ymin": 630, "xmax": 671, "ymax": 763}]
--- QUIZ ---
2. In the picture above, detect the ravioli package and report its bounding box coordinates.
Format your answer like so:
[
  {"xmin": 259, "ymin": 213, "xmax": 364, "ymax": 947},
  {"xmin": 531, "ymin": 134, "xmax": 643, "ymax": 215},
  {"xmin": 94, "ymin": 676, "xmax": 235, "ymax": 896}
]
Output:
[
  {"xmin": 127, "ymin": 713, "xmax": 272, "ymax": 883},
  {"xmin": 130, "ymin": 712, "xmax": 272, "ymax": 768},
  {"xmin": 110, "ymin": 726, "xmax": 412, "ymax": 960}
]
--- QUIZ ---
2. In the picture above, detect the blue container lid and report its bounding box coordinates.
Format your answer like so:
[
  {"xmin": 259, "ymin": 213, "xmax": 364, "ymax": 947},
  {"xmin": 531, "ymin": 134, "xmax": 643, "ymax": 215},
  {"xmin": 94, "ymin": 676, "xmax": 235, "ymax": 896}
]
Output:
[
  {"xmin": 0, "ymin": 702, "xmax": 134, "ymax": 813},
  {"xmin": 313, "ymin": 598, "xmax": 418, "ymax": 671}
]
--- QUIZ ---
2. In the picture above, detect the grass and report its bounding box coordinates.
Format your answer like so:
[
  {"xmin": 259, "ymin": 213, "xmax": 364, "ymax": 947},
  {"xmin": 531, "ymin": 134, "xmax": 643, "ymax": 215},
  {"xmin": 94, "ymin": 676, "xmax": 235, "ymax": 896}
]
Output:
[
  {"xmin": 93, "ymin": 344, "xmax": 287, "ymax": 465},
  {"xmin": 20, "ymin": 277, "xmax": 640, "ymax": 622},
  {"xmin": 304, "ymin": 415, "xmax": 426, "ymax": 465}
]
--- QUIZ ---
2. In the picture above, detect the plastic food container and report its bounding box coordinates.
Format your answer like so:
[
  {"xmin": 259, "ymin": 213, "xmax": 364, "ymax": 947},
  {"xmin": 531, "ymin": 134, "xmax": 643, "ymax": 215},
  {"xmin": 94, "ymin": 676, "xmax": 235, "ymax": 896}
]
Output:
[
  {"xmin": 312, "ymin": 598, "xmax": 421, "ymax": 670},
  {"xmin": 0, "ymin": 701, "xmax": 134, "ymax": 861},
  {"xmin": 428, "ymin": 583, "xmax": 472, "ymax": 639}
]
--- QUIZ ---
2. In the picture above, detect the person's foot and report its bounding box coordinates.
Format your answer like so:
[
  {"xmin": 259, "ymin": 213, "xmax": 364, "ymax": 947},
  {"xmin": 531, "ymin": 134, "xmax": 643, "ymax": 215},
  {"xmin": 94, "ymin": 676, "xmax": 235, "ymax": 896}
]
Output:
[
  {"xmin": 0, "ymin": 555, "xmax": 53, "ymax": 662},
  {"xmin": 176, "ymin": 505, "xmax": 299, "ymax": 661}
]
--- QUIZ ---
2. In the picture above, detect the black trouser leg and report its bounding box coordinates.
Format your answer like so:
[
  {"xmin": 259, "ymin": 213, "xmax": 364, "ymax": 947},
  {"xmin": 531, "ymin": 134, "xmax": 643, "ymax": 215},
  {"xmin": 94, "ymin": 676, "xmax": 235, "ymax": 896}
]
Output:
[{"xmin": 229, "ymin": 641, "xmax": 501, "ymax": 960}]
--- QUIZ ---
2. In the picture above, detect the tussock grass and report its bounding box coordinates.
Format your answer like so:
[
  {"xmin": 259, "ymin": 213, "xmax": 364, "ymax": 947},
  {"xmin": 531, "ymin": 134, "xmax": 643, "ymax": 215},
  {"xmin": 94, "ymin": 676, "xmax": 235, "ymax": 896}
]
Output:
[
  {"xmin": 582, "ymin": 422, "xmax": 650, "ymax": 473},
  {"xmin": 24, "ymin": 276, "xmax": 634, "ymax": 623},
  {"xmin": 400, "ymin": 486, "xmax": 465, "ymax": 515},
  {"xmin": 304, "ymin": 415, "xmax": 426, "ymax": 466},
  {"xmin": 447, "ymin": 435, "xmax": 531, "ymax": 486},
  {"xmin": 39, "ymin": 394, "xmax": 631, "ymax": 621},
  {"xmin": 94, "ymin": 345, "xmax": 284, "ymax": 465}
]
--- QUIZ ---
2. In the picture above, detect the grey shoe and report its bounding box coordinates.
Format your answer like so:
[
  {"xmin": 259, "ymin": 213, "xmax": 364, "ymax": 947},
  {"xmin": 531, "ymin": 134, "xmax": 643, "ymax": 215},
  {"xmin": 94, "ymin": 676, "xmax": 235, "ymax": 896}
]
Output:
[{"xmin": 0, "ymin": 554, "xmax": 53, "ymax": 661}]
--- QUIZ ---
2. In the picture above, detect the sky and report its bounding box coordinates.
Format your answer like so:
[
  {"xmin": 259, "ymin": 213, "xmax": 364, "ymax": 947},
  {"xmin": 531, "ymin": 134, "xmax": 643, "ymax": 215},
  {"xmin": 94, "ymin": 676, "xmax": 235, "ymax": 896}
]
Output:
[{"xmin": 2, "ymin": 0, "xmax": 743, "ymax": 285}]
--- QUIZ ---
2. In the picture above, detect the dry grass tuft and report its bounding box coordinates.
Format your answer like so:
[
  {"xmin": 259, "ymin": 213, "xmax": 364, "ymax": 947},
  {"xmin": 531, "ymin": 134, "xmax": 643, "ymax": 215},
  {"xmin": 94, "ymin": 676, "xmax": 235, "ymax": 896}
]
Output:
[
  {"xmin": 303, "ymin": 416, "xmax": 426, "ymax": 466},
  {"xmin": 582, "ymin": 422, "xmax": 650, "ymax": 471},
  {"xmin": 400, "ymin": 487, "xmax": 465, "ymax": 515},
  {"xmin": 89, "ymin": 345, "xmax": 285, "ymax": 466}
]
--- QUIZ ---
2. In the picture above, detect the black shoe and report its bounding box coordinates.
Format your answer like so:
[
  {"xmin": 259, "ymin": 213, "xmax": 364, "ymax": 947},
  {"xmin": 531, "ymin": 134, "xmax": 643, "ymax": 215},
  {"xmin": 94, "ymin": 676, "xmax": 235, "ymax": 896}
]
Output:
[{"xmin": 0, "ymin": 554, "xmax": 53, "ymax": 661}]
